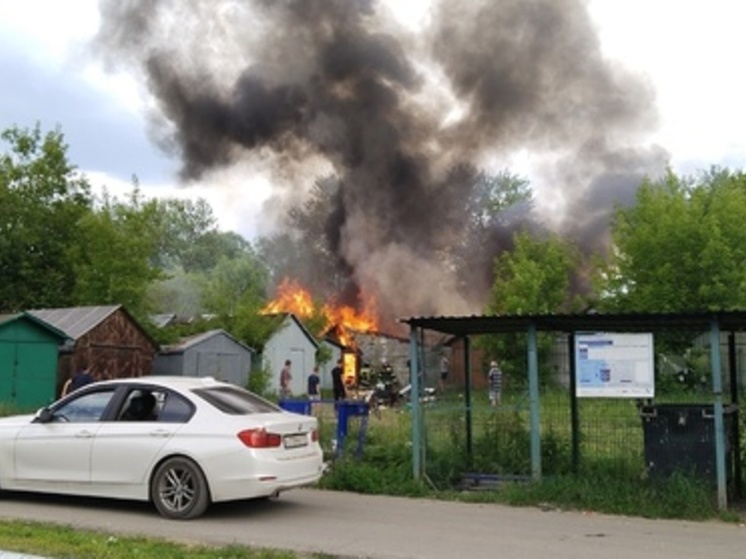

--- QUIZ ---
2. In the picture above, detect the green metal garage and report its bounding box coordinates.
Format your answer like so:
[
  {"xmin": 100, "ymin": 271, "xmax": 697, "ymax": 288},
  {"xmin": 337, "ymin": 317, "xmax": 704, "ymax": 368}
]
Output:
[{"xmin": 0, "ymin": 312, "xmax": 69, "ymax": 409}]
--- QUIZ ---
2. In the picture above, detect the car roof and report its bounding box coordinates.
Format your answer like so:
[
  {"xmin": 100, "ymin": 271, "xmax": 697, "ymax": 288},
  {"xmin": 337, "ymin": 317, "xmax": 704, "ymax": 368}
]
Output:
[{"xmin": 95, "ymin": 376, "xmax": 232, "ymax": 391}]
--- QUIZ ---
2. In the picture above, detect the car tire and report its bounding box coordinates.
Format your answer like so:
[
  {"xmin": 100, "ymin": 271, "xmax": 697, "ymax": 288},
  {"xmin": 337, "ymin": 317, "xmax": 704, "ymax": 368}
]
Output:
[{"xmin": 151, "ymin": 456, "xmax": 210, "ymax": 520}]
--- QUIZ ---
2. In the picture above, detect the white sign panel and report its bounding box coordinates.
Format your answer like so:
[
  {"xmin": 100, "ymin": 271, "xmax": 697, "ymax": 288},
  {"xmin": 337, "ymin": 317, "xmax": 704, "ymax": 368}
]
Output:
[{"xmin": 574, "ymin": 332, "xmax": 655, "ymax": 398}]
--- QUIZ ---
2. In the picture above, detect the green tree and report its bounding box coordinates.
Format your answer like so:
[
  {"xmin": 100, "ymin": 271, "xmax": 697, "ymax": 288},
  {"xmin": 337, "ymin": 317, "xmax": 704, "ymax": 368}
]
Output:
[
  {"xmin": 201, "ymin": 252, "xmax": 269, "ymax": 317},
  {"xmin": 71, "ymin": 188, "xmax": 164, "ymax": 317},
  {"xmin": 192, "ymin": 247, "xmax": 277, "ymax": 352},
  {"xmin": 151, "ymin": 198, "xmax": 216, "ymax": 272},
  {"xmin": 448, "ymin": 168, "xmax": 533, "ymax": 299},
  {"xmin": 0, "ymin": 124, "xmax": 92, "ymax": 310},
  {"xmin": 596, "ymin": 168, "xmax": 746, "ymax": 312},
  {"xmin": 146, "ymin": 271, "xmax": 204, "ymax": 318},
  {"xmin": 481, "ymin": 229, "xmax": 580, "ymax": 386},
  {"xmin": 146, "ymin": 196, "xmax": 261, "ymax": 320},
  {"xmin": 488, "ymin": 230, "xmax": 581, "ymax": 315},
  {"xmin": 150, "ymin": 197, "xmax": 254, "ymax": 274},
  {"xmin": 470, "ymin": 169, "xmax": 533, "ymax": 222},
  {"xmin": 229, "ymin": 305, "xmax": 282, "ymax": 355}
]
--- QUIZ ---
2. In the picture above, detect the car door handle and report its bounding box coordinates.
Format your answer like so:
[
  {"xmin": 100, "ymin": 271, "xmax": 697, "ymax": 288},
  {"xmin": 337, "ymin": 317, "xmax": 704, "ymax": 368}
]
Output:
[
  {"xmin": 150, "ymin": 429, "xmax": 171, "ymax": 437},
  {"xmin": 75, "ymin": 430, "xmax": 95, "ymax": 438}
]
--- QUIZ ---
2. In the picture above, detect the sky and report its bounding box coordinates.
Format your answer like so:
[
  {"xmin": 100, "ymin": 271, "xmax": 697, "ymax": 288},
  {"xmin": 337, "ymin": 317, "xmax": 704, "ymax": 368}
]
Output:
[{"xmin": 1, "ymin": 0, "xmax": 745, "ymax": 242}]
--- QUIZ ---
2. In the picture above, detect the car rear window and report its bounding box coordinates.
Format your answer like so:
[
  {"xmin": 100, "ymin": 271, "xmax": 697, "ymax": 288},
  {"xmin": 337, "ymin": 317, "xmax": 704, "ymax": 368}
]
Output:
[{"xmin": 192, "ymin": 385, "xmax": 282, "ymax": 415}]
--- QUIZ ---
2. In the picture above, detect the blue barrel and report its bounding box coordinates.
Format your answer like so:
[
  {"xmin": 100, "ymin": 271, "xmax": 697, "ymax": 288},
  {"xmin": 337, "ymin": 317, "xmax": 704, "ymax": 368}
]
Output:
[
  {"xmin": 336, "ymin": 400, "xmax": 369, "ymax": 458},
  {"xmin": 279, "ymin": 400, "xmax": 312, "ymax": 415},
  {"xmin": 339, "ymin": 400, "xmax": 369, "ymax": 418}
]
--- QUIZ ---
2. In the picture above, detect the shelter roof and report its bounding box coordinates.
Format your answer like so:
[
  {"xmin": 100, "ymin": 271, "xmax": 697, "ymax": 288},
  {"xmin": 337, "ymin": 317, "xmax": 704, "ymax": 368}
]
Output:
[{"xmin": 399, "ymin": 310, "xmax": 746, "ymax": 337}]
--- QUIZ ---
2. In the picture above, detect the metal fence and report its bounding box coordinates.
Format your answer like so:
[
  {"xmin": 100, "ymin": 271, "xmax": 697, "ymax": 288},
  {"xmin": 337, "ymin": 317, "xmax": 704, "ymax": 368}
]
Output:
[{"xmin": 416, "ymin": 334, "xmax": 745, "ymax": 501}]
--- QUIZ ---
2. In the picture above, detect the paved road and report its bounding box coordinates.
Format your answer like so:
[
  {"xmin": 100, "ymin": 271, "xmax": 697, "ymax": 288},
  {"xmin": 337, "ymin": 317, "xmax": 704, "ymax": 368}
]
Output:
[{"xmin": 0, "ymin": 489, "xmax": 744, "ymax": 558}]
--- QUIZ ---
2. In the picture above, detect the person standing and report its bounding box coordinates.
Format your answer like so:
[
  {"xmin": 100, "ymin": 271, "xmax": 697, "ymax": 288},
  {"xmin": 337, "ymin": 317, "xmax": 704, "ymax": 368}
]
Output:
[
  {"xmin": 60, "ymin": 374, "xmax": 73, "ymax": 397},
  {"xmin": 487, "ymin": 360, "xmax": 503, "ymax": 407},
  {"xmin": 279, "ymin": 359, "xmax": 293, "ymax": 399},
  {"xmin": 438, "ymin": 353, "xmax": 449, "ymax": 393},
  {"xmin": 64, "ymin": 362, "xmax": 94, "ymax": 395},
  {"xmin": 307, "ymin": 366, "xmax": 321, "ymax": 415},
  {"xmin": 331, "ymin": 358, "xmax": 345, "ymax": 403},
  {"xmin": 307, "ymin": 366, "xmax": 321, "ymax": 401}
]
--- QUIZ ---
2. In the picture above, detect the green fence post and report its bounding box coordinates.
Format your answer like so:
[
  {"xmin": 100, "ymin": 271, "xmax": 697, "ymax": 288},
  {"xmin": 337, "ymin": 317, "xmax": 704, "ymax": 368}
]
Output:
[
  {"xmin": 709, "ymin": 318, "xmax": 727, "ymax": 510},
  {"xmin": 409, "ymin": 326, "xmax": 421, "ymax": 481},
  {"xmin": 528, "ymin": 322, "xmax": 541, "ymax": 480}
]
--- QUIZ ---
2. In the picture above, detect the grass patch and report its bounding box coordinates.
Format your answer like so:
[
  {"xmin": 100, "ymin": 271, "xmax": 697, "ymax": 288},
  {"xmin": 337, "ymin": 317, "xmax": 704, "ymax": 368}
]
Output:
[
  {"xmin": 488, "ymin": 470, "xmax": 718, "ymax": 520},
  {"xmin": 320, "ymin": 397, "xmax": 741, "ymax": 522},
  {"xmin": 0, "ymin": 519, "xmax": 333, "ymax": 559},
  {"xmin": 323, "ymin": 444, "xmax": 724, "ymax": 520}
]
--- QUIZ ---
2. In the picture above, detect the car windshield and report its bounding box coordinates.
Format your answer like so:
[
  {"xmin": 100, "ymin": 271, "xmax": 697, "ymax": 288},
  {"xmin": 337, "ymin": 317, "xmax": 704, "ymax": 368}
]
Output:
[
  {"xmin": 192, "ymin": 385, "xmax": 281, "ymax": 415},
  {"xmin": 55, "ymin": 388, "xmax": 116, "ymax": 422}
]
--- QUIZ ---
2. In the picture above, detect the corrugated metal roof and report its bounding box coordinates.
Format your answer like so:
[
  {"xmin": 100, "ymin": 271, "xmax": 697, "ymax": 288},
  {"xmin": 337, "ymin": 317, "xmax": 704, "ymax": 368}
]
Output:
[
  {"xmin": 28, "ymin": 305, "xmax": 121, "ymax": 340},
  {"xmin": 0, "ymin": 313, "xmax": 21, "ymax": 325},
  {"xmin": 0, "ymin": 312, "xmax": 70, "ymax": 340},
  {"xmin": 399, "ymin": 310, "xmax": 746, "ymax": 336},
  {"xmin": 150, "ymin": 313, "xmax": 176, "ymax": 328},
  {"xmin": 163, "ymin": 328, "xmax": 255, "ymax": 354}
]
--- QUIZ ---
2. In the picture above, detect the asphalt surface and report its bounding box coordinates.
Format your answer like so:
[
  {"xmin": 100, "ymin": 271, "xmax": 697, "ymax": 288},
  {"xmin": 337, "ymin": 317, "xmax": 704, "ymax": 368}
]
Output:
[{"xmin": 0, "ymin": 488, "xmax": 744, "ymax": 558}]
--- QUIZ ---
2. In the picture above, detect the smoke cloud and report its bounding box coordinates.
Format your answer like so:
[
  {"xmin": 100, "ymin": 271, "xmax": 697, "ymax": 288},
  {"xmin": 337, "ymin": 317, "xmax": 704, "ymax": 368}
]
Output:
[{"xmin": 94, "ymin": 0, "xmax": 666, "ymax": 324}]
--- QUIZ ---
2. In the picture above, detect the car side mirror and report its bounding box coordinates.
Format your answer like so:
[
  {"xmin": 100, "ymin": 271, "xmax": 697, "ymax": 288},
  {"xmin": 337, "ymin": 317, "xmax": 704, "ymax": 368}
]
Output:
[{"xmin": 35, "ymin": 408, "xmax": 54, "ymax": 423}]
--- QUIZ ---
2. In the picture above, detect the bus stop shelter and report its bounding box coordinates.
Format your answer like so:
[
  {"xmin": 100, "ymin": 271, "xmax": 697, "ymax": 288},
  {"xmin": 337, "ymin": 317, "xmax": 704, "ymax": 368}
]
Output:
[{"xmin": 401, "ymin": 310, "xmax": 746, "ymax": 510}]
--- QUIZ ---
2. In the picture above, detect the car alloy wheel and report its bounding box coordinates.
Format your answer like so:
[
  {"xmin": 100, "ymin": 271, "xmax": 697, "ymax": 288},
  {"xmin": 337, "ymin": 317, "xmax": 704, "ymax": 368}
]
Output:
[{"xmin": 151, "ymin": 457, "xmax": 210, "ymax": 520}]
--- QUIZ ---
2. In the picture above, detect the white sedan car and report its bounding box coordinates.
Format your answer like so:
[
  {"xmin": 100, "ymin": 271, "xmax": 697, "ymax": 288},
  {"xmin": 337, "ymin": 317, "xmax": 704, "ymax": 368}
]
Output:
[{"xmin": 0, "ymin": 376, "xmax": 324, "ymax": 519}]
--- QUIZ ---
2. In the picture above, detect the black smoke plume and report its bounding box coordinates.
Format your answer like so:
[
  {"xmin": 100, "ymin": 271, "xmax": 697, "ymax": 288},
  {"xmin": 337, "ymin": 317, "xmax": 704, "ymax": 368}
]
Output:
[{"xmin": 94, "ymin": 0, "xmax": 666, "ymax": 323}]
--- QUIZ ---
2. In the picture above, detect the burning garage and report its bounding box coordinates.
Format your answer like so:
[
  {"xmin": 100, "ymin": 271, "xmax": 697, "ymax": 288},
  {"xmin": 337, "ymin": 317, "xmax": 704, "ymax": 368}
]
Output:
[
  {"xmin": 260, "ymin": 278, "xmax": 440, "ymax": 402},
  {"xmin": 261, "ymin": 278, "xmax": 381, "ymax": 391},
  {"xmin": 262, "ymin": 312, "xmax": 319, "ymax": 397}
]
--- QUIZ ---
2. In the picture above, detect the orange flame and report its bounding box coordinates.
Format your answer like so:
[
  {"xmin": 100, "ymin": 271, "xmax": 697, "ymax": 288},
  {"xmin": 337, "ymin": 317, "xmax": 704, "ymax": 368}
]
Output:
[
  {"xmin": 323, "ymin": 297, "xmax": 378, "ymax": 334},
  {"xmin": 261, "ymin": 278, "xmax": 378, "ymax": 344},
  {"xmin": 261, "ymin": 278, "xmax": 316, "ymax": 317}
]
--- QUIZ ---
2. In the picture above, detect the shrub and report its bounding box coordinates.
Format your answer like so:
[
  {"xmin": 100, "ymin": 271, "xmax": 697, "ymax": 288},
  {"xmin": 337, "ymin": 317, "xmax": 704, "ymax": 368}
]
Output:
[{"xmin": 247, "ymin": 363, "xmax": 273, "ymax": 398}]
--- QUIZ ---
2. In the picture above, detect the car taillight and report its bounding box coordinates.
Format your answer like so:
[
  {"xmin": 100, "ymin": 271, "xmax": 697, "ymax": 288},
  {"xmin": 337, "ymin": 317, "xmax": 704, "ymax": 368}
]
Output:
[
  {"xmin": 311, "ymin": 428, "xmax": 319, "ymax": 442},
  {"xmin": 237, "ymin": 428, "xmax": 282, "ymax": 448}
]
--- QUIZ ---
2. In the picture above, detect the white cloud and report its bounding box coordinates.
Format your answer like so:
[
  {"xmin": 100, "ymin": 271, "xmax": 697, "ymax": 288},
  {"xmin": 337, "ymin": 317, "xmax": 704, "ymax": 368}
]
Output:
[
  {"xmin": 0, "ymin": 0, "xmax": 99, "ymax": 67},
  {"xmin": 84, "ymin": 168, "xmax": 273, "ymax": 241},
  {"xmin": 588, "ymin": 0, "xmax": 746, "ymax": 171}
]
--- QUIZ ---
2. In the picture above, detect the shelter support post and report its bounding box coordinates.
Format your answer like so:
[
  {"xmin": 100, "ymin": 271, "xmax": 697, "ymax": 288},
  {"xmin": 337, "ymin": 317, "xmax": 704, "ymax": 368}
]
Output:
[
  {"xmin": 728, "ymin": 333, "xmax": 742, "ymax": 498},
  {"xmin": 568, "ymin": 333, "xmax": 580, "ymax": 473},
  {"xmin": 464, "ymin": 335, "xmax": 473, "ymax": 467},
  {"xmin": 527, "ymin": 323, "xmax": 542, "ymax": 480},
  {"xmin": 709, "ymin": 318, "xmax": 727, "ymax": 510},
  {"xmin": 409, "ymin": 326, "xmax": 422, "ymax": 480}
]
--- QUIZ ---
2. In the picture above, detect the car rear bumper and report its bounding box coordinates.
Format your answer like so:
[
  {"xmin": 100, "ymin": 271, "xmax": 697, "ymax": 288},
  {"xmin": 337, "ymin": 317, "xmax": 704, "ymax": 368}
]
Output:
[{"xmin": 207, "ymin": 449, "xmax": 325, "ymax": 502}]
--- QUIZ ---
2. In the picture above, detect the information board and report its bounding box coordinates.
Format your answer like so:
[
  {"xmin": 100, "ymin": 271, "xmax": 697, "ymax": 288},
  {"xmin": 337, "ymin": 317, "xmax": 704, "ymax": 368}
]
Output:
[{"xmin": 574, "ymin": 332, "xmax": 654, "ymax": 398}]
